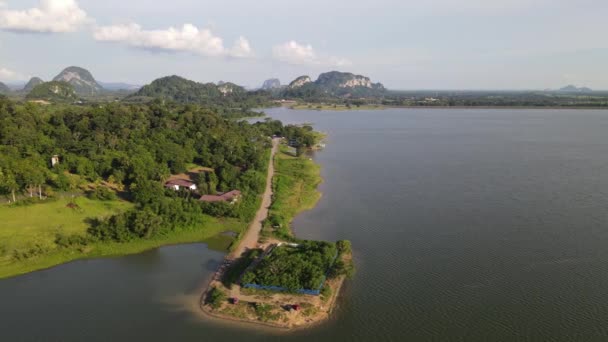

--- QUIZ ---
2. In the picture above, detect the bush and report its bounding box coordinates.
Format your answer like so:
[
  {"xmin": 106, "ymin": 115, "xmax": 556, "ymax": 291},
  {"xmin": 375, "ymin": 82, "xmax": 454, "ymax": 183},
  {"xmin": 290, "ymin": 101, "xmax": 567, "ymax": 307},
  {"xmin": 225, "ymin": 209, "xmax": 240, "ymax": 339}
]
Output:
[
  {"xmin": 254, "ymin": 303, "xmax": 280, "ymax": 322},
  {"xmin": 88, "ymin": 186, "xmax": 117, "ymax": 201},
  {"xmin": 336, "ymin": 240, "xmax": 352, "ymax": 255},
  {"xmin": 200, "ymin": 201, "xmax": 234, "ymax": 217},
  {"xmin": 329, "ymin": 259, "xmax": 356, "ymax": 279},
  {"xmin": 223, "ymin": 248, "xmax": 262, "ymax": 287},
  {"xmin": 320, "ymin": 284, "xmax": 332, "ymax": 301},
  {"xmin": 207, "ymin": 287, "xmax": 226, "ymax": 309},
  {"xmin": 12, "ymin": 244, "xmax": 50, "ymax": 261},
  {"xmin": 55, "ymin": 233, "xmax": 89, "ymax": 248}
]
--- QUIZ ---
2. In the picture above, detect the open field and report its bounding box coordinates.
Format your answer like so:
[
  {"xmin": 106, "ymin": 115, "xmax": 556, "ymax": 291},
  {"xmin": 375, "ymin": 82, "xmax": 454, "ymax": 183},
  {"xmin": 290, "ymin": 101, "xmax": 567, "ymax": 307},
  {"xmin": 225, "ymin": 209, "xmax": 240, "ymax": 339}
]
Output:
[
  {"xmin": 0, "ymin": 197, "xmax": 248, "ymax": 279},
  {"xmin": 0, "ymin": 197, "xmax": 132, "ymax": 256}
]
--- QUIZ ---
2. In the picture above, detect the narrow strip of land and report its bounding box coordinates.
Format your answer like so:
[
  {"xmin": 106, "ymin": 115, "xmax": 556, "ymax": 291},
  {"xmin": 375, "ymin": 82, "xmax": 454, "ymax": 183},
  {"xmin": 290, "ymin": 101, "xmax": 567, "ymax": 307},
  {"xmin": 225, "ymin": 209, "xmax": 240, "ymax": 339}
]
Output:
[{"xmin": 230, "ymin": 137, "xmax": 279, "ymax": 259}]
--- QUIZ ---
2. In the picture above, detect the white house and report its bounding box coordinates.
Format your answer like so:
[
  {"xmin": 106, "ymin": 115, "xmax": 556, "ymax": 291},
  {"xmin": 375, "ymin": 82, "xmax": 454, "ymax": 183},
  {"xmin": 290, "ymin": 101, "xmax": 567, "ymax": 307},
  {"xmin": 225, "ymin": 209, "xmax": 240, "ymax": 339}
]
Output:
[
  {"xmin": 165, "ymin": 179, "xmax": 197, "ymax": 191},
  {"xmin": 51, "ymin": 155, "xmax": 60, "ymax": 167}
]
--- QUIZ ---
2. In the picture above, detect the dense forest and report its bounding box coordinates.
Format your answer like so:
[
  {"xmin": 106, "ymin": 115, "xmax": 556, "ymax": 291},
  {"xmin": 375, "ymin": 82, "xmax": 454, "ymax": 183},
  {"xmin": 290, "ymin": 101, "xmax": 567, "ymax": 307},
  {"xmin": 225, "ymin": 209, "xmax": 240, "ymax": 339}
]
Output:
[
  {"xmin": 241, "ymin": 240, "xmax": 353, "ymax": 292},
  {"xmin": 242, "ymin": 241, "xmax": 338, "ymax": 291},
  {"xmin": 0, "ymin": 97, "xmax": 317, "ymax": 247},
  {"xmin": 125, "ymin": 75, "xmax": 273, "ymax": 118}
]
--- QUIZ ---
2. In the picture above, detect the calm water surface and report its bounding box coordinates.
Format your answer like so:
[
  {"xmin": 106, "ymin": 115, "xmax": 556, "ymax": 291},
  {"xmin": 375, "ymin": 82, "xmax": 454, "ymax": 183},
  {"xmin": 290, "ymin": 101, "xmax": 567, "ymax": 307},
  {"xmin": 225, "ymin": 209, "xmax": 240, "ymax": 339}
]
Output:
[{"xmin": 2, "ymin": 108, "xmax": 608, "ymax": 341}]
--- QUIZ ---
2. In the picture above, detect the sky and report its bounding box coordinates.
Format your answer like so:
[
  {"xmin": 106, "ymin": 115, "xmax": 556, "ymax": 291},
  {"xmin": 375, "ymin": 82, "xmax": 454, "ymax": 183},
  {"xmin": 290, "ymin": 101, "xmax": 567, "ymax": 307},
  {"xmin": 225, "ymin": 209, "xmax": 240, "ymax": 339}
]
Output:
[{"xmin": 0, "ymin": 0, "xmax": 607, "ymax": 90}]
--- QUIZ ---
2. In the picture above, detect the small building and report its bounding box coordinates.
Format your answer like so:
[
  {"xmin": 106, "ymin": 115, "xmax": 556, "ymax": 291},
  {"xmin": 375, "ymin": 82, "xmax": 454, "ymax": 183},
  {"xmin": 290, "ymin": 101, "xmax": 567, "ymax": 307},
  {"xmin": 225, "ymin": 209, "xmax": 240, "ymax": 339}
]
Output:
[
  {"xmin": 200, "ymin": 190, "xmax": 242, "ymax": 204},
  {"xmin": 165, "ymin": 179, "xmax": 197, "ymax": 191},
  {"xmin": 51, "ymin": 155, "xmax": 60, "ymax": 167}
]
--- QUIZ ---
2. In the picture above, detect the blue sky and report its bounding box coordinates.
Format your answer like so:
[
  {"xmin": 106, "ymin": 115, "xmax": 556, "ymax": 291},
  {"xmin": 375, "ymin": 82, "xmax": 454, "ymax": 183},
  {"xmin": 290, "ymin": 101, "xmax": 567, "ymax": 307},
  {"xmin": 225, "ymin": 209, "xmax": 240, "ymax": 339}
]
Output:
[{"xmin": 0, "ymin": 0, "xmax": 607, "ymax": 89}]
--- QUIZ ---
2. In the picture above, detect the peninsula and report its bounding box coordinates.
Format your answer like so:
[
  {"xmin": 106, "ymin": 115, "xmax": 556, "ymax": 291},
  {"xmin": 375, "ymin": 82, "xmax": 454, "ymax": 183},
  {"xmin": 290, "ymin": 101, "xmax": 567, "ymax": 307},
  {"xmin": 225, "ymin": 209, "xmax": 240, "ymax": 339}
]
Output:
[{"xmin": 200, "ymin": 136, "xmax": 354, "ymax": 330}]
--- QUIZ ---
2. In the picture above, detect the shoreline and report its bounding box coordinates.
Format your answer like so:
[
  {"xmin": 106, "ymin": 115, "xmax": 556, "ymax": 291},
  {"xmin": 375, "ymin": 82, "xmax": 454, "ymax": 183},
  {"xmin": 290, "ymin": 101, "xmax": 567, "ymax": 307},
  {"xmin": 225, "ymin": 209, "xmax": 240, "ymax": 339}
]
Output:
[
  {"xmin": 199, "ymin": 274, "xmax": 347, "ymax": 332},
  {"xmin": 199, "ymin": 138, "xmax": 347, "ymax": 331},
  {"xmin": 286, "ymin": 104, "xmax": 608, "ymax": 111},
  {"xmin": 0, "ymin": 227, "xmax": 239, "ymax": 280}
]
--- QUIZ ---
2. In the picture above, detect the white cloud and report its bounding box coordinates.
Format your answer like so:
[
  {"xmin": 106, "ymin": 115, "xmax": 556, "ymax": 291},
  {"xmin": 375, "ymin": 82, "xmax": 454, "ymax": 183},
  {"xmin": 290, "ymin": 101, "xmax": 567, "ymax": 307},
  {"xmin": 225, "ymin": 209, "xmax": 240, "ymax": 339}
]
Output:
[
  {"xmin": 272, "ymin": 40, "xmax": 351, "ymax": 66},
  {"xmin": 272, "ymin": 41, "xmax": 316, "ymax": 65},
  {"xmin": 229, "ymin": 36, "xmax": 254, "ymax": 58},
  {"xmin": 0, "ymin": 0, "xmax": 87, "ymax": 33},
  {"xmin": 93, "ymin": 23, "xmax": 254, "ymax": 58},
  {"xmin": 0, "ymin": 67, "xmax": 25, "ymax": 81}
]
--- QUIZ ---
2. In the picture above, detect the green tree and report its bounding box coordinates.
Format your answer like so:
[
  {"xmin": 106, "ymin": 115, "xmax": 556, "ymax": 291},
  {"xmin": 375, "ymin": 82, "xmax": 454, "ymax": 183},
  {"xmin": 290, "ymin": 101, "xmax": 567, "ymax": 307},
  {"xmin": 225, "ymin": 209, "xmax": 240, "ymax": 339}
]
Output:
[{"xmin": 0, "ymin": 167, "xmax": 18, "ymax": 202}]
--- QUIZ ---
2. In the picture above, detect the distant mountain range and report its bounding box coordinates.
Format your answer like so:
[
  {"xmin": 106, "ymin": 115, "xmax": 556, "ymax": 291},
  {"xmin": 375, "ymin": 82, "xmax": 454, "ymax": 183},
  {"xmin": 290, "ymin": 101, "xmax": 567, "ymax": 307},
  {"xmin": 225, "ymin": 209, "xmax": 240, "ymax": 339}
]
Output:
[
  {"xmin": 99, "ymin": 82, "xmax": 142, "ymax": 91},
  {"xmin": 558, "ymin": 85, "xmax": 593, "ymax": 93},
  {"xmin": 4, "ymin": 66, "xmax": 602, "ymax": 105}
]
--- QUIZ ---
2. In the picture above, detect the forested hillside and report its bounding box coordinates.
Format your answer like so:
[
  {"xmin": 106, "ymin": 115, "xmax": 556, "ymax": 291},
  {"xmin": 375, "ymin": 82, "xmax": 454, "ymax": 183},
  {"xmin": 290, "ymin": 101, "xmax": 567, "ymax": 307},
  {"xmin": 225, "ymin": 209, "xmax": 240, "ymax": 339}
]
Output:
[
  {"xmin": 0, "ymin": 98, "xmax": 317, "ymax": 251},
  {"xmin": 126, "ymin": 75, "xmax": 272, "ymax": 117}
]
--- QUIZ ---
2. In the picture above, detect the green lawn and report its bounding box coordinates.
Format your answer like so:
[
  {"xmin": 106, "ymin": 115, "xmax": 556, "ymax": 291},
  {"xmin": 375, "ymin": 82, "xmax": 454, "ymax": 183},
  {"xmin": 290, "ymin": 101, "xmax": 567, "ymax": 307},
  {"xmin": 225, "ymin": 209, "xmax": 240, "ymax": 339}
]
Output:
[
  {"xmin": 0, "ymin": 197, "xmax": 133, "ymax": 256},
  {"xmin": 266, "ymin": 147, "xmax": 322, "ymax": 239},
  {"xmin": 0, "ymin": 197, "xmax": 247, "ymax": 279}
]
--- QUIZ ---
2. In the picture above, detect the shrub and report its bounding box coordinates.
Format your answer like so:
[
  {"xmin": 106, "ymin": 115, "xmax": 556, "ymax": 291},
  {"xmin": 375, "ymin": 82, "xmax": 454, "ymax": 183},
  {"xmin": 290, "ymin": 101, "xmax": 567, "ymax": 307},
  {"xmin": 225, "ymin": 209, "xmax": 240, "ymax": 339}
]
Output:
[
  {"xmin": 55, "ymin": 233, "xmax": 89, "ymax": 248},
  {"xmin": 207, "ymin": 287, "xmax": 226, "ymax": 309},
  {"xmin": 329, "ymin": 259, "xmax": 356, "ymax": 279},
  {"xmin": 12, "ymin": 244, "xmax": 50, "ymax": 261},
  {"xmin": 88, "ymin": 187, "xmax": 117, "ymax": 201},
  {"xmin": 320, "ymin": 284, "xmax": 332, "ymax": 301},
  {"xmin": 336, "ymin": 240, "xmax": 352, "ymax": 255}
]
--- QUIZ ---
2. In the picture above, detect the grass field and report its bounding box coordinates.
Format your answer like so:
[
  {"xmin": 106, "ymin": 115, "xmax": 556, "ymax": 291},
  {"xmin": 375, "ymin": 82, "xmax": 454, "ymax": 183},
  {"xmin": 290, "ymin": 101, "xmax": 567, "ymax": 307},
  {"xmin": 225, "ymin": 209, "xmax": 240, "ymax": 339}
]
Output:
[
  {"xmin": 265, "ymin": 146, "xmax": 322, "ymax": 239},
  {"xmin": 0, "ymin": 197, "xmax": 248, "ymax": 279},
  {"xmin": 0, "ymin": 197, "xmax": 133, "ymax": 255}
]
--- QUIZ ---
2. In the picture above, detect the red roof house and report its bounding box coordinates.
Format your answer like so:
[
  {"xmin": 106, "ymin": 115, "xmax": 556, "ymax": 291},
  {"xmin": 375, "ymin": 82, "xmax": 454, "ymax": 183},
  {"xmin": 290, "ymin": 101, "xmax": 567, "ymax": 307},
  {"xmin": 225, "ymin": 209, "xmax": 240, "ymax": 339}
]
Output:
[{"xmin": 200, "ymin": 190, "xmax": 242, "ymax": 204}]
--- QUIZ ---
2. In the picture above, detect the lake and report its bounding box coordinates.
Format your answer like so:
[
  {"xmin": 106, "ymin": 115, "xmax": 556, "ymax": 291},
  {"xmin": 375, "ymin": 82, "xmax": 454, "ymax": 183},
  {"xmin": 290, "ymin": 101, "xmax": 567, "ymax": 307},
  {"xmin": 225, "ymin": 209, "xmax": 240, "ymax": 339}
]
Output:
[{"xmin": 2, "ymin": 107, "xmax": 608, "ymax": 341}]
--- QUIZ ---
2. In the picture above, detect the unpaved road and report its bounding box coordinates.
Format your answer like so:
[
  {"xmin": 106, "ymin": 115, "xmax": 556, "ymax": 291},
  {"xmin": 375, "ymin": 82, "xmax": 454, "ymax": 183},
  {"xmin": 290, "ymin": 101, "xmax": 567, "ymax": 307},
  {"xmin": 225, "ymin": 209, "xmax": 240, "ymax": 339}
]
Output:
[{"xmin": 230, "ymin": 138, "xmax": 279, "ymax": 258}]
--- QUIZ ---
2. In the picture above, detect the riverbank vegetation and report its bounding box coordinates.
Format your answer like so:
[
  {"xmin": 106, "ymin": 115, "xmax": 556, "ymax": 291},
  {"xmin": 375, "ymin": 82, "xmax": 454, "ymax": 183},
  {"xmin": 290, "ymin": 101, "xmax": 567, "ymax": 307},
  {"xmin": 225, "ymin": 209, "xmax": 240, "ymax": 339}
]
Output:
[
  {"xmin": 242, "ymin": 241, "xmax": 338, "ymax": 291},
  {"xmin": 0, "ymin": 97, "xmax": 318, "ymax": 279},
  {"xmin": 280, "ymin": 90, "xmax": 608, "ymax": 109},
  {"xmin": 263, "ymin": 146, "xmax": 322, "ymax": 240}
]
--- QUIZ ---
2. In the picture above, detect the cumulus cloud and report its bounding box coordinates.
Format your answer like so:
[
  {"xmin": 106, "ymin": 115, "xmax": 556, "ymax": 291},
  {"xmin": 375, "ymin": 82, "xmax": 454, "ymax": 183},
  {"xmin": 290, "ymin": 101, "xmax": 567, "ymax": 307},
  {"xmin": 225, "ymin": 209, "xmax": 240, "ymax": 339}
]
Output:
[
  {"xmin": 0, "ymin": 0, "xmax": 87, "ymax": 33},
  {"xmin": 272, "ymin": 40, "xmax": 351, "ymax": 66},
  {"xmin": 229, "ymin": 36, "xmax": 254, "ymax": 58},
  {"xmin": 93, "ymin": 23, "xmax": 254, "ymax": 58}
]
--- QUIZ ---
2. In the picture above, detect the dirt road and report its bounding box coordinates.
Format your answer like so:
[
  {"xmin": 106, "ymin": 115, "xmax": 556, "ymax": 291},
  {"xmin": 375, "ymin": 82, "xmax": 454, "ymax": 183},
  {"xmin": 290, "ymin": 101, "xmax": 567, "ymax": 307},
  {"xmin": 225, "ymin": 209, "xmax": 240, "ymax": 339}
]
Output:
[{"xmin": 230, "ymin": 138, "xmax": 280, "ymax": 258}]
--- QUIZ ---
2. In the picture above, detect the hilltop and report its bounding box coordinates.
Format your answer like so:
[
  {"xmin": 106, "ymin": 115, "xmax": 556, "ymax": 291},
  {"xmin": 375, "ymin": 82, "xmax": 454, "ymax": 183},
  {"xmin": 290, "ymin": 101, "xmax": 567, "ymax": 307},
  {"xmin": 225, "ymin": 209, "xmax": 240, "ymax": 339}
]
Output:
[
  {"xmin": 282, "ymin": 71, "xmax": 386, "ymax": 99},
  {"xmin": 128, "ymin": 75, "xmax": 233, "ymax": 103},
  {"xmin": 22, "ymin": 77, "xmax": 44, "ymax": 93},
  {"xmin": 124, "ymin": 75, "xmax": 270, "ymax": 117},
  {"xmin": 26, "ymin": 81, "xmax": 79, "ymax": 103},
  {"xmin": 52, "ymin": 66, "xmax": 103, "ymax": 95},
  {"xmin": 261, "ymin": 78, "xmax": 282, "ymax": 90}
]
